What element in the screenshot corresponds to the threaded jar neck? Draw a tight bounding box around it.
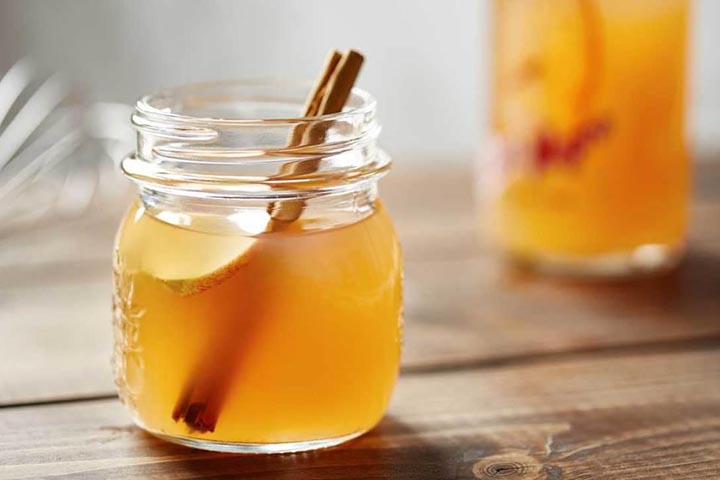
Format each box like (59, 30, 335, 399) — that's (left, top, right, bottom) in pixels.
(122, 81, 389, 199)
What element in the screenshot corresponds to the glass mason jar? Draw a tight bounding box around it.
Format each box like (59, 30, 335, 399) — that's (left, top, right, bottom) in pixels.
(112, 81, 402, 453)
(480, 0, 690, 276)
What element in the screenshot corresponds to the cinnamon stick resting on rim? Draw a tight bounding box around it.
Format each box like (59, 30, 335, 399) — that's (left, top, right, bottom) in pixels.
(268, 49, 364, 229)
(171, 49, 364, 433)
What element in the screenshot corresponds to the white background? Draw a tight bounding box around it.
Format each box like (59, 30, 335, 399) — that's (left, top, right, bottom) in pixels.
(0, 0, 718, 160)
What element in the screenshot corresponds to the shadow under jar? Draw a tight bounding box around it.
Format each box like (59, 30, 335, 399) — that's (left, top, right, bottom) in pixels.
(112, 81, 402, 453)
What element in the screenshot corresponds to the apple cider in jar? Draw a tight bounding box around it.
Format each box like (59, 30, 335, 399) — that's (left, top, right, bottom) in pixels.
(113, 77, 402, 453)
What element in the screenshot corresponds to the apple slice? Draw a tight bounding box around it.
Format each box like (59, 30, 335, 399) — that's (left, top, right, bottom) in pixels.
(119, 203, 258, 296)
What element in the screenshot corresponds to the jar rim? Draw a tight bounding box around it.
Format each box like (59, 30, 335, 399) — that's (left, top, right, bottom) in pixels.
(135, 79, 377, 127)
(125, 80, 389, 199)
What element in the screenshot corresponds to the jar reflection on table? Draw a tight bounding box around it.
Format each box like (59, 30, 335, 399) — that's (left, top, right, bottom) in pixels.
(112, 82, 402, 453)
(480, 0, 691, 276)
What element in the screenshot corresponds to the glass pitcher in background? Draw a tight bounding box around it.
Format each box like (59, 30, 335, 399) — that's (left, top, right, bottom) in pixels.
(481, 0, 691, 276)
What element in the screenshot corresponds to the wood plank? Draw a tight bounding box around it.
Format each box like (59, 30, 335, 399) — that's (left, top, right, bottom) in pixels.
(0, 214, 119, 286)
(1, 348, 719, 479)
(402, 242, 720, 370)
(0, 280, 115, 405)
(394, 158, 720, 369)
(1, 163, 720, 405)
(4, 235, 719, 405)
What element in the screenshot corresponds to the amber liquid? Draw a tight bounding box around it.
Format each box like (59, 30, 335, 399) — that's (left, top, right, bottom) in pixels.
(113, 201, 402, 445)
(488, 0, 689, 260)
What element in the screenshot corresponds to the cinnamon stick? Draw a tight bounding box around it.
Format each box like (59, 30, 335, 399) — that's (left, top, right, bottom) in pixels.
(289, 50, 343, 145)
(268, 49, 364, 229)
(171, 50, 364, 433)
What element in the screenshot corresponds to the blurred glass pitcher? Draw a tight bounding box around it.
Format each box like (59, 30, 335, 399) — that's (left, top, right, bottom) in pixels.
(479, 0, 691, 277)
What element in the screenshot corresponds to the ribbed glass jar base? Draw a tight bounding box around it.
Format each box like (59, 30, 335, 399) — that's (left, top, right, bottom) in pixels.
(506, 242, 685, 279)
(143, 425, 366, 454)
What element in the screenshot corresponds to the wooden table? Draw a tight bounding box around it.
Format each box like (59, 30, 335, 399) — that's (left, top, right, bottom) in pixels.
(2, 158, 720, 479)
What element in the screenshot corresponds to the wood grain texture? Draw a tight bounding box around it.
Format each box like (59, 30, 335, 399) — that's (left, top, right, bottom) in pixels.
(402, 243, 720, 370)
(2, 349, 720, 479)
(1, 162, 719, 404)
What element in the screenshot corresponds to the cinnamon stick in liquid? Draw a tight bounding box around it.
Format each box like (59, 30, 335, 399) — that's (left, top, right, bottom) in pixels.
(172, 50, 364, 433)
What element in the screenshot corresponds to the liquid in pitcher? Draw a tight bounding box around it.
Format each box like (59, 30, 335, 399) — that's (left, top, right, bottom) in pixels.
(485, 0, 689, 272)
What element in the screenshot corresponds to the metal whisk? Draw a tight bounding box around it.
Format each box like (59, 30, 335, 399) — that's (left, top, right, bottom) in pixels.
(0, 58, 134, 235)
